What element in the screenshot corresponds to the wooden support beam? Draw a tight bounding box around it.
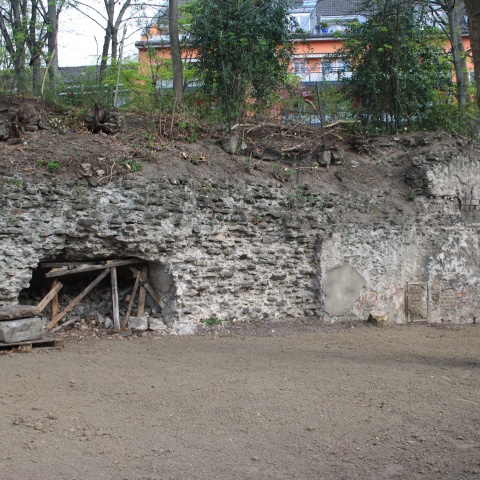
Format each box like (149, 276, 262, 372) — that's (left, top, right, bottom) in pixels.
(136, 265, 148, 317)
(46, 269, 109, 330)
(45, 259, 141, 278)
(130, 265, 164, 310)
(40, 262, 97, 268)
(143, 283, 164, 309)
(111, 267, 120, 332)
(50, 317, 77, 333)
(51, 284, 59, 322)
(137, 287, 146, 317)
(36, 281, 63, 313)
(123, 270, 141, 329)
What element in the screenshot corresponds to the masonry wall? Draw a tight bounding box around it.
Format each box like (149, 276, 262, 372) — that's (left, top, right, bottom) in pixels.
(1, 148, 479, 333)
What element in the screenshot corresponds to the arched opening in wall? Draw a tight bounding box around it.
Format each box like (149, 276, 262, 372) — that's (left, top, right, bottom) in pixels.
(18, 258, 175, 333)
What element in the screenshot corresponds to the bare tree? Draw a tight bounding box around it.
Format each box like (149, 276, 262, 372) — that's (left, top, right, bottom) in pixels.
(0, 0, 64, 93)
(73, 1, 160, 79)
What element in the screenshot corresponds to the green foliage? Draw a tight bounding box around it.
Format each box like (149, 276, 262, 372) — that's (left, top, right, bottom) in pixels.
(117, 159, 143, 172)
(186, 0, 299, 123)
(336, 0, 452, 132)
(179, 121, 198, 142)
(203, 316, 221, 326)
(281, 84, 354, 126)
(244, 157, 257, 173)
(47, 161, 59, 173)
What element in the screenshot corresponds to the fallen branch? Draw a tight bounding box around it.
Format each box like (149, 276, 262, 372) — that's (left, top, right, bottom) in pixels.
(324, 120, 354, 129)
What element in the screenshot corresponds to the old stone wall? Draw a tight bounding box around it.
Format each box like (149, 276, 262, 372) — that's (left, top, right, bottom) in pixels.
(1, 147, 479, 332)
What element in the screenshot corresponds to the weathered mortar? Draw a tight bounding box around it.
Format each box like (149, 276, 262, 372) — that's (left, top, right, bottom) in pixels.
(1, 147, 479, 332)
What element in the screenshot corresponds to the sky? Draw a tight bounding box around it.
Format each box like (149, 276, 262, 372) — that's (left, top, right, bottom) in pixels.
(56, 3, 149, 67)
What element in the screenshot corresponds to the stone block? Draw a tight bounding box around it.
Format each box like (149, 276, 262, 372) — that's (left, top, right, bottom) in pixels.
(128, 316, 148, 331)
(331, 148, 345, 165)
(104, 317, 113, 329)
(0, 305, 38, 321)
(317, 151, 331, 167)
(367, 311, 388, 328)
(222, 135, 247, 155)
(148, 318, 167, 332)
(0, 317, 44, 343)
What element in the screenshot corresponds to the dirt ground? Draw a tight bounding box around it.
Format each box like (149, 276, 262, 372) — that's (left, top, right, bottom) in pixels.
(1, 322, 479, 480)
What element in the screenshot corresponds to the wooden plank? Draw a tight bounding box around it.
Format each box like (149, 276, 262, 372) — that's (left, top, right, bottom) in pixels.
(105, 259, 140, 267)
(143, 283, 164, 309)
(51, 283, 59, 323)
(45, 259, 141, 278)
(111, 267, 120, 332)
(46, 269, 110, 329)
(123, 270, 141, 329)
(36, 281, 63, 313)
(0, 337, 63, 351)
(40, 262, 97, 268)
(136, 265, 148, 317)
(129, 266, 140, 277)
(51, 317, 76, 333)
(130, 266, 164, 309)
(137, 287, 146, 317)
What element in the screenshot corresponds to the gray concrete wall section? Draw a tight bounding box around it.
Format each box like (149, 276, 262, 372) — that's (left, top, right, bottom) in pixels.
(323, 265, 366, 316)
(1, 147, 479, 332)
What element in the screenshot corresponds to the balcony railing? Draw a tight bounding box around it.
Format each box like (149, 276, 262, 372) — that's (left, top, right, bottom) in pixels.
(293, 67, 352, 84)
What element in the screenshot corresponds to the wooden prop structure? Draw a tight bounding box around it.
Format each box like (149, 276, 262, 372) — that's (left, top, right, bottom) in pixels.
(35, 259, 162, 332)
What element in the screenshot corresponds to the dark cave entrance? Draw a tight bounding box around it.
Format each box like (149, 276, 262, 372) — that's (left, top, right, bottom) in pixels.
(19, 257, 174, 332)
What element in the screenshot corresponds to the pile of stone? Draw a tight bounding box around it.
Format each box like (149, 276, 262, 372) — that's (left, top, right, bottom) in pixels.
(48, 288, 168, 334)
(0, 305, 44, 344)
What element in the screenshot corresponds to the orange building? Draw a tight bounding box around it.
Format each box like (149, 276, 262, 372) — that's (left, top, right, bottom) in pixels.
(135, 0, 473, 88)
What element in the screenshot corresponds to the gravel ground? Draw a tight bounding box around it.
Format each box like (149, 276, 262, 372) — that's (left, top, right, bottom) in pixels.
(1, 323, 479, 480)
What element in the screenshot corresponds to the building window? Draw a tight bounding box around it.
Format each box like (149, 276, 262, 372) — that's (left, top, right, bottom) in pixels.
(294, 61, 307, 75)
(322, 61, 334, 75)
(291, 14, 310, 33)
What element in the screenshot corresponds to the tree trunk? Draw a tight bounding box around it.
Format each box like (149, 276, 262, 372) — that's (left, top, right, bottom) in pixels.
(111, 26, 118, 62)
(100, 24, 111, 80)
(32, 54, 42, 95)
(465, 0, 480, 109)
(100, 0, 115, 80)
(47, 1, 59, 84)
(15, 51, 27, 93)
(446, 0, 468, 107)
(169, 0, 183, 102)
